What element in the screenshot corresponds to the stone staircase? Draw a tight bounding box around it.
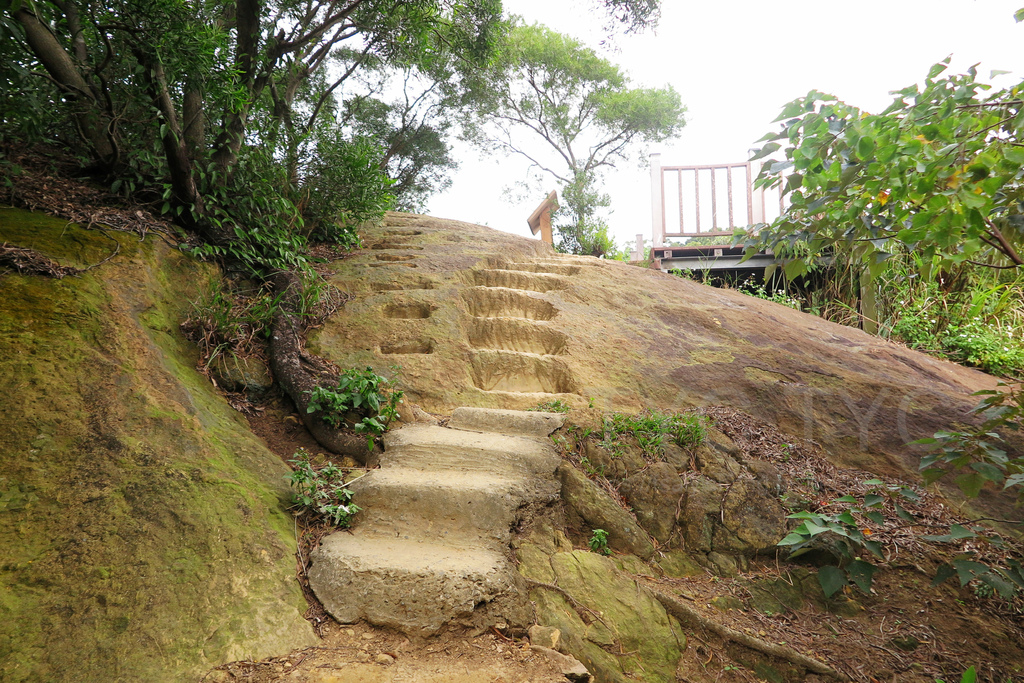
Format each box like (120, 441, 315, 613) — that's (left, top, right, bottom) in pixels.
(308, 407, 565, 637)
(464, 260, 584, 397)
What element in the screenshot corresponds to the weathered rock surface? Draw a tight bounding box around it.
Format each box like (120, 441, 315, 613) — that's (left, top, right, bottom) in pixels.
(583, 440, 645, 480)
(309, 413, 561, 637)
(450, 406, 565, 437)
(558, 463, 655, 560)
(313, 212, 1010, 496)
(680, 475, 788, 557)
(517, 524, 687, 683)
(0, 209, 315, 682)
(531, 646, 593, 682)
(618, 462, 683, 544)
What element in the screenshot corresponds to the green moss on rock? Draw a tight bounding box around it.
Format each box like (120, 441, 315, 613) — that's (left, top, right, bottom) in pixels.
(0, 209, 315, 682)
(520, 529, 685, 683)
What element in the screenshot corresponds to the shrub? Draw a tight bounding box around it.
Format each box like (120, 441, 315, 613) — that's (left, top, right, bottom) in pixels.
(588, 529, 611, 555)
(301, 133, 394, 245)
(285, 449, 361, 527)
(306, 367, 403, 450)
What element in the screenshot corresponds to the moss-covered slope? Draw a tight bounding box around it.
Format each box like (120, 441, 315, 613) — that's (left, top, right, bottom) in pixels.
(0, 208, 315, 682)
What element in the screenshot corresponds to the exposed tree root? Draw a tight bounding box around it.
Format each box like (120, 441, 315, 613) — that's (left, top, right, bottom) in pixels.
(268, 270, 382, 463)
(522, 577, 612, 630)
(646, 586, 849, 681)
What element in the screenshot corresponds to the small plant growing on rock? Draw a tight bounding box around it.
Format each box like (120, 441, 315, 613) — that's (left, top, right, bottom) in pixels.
(529, 399, 571, 413)
(588, 528, 611, 555)
(306, 366, 403, 450)
(602, 410, 706, 460)
(285, 449, 361, 527)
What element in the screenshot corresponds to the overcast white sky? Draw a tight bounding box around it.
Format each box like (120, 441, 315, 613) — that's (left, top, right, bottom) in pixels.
(425, 0, 1024, 249)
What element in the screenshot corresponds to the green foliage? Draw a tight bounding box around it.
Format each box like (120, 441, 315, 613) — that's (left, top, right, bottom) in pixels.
(602, 410, 705, 459)
(554, 171, 616, 257)
(529, 399, 571, 413)
(306, 367, 403, 450)
(916, 384, 1024, 499)
(737, 278, 802, 310)
(285, 449, 361, 527)
(341, 90, 458, 212)
(935, 666, 978, 683)
(747, 59, 1024, 282)
(778, 481, 921, 596)
(872, 257, 1024, 377)
(683, 234, 735, 246)
(463, 22, 684, 256)
(301, 133, 395, 244)
(588, 528, 611, 555)
(189, 150, 312, 278)
(181, 283, 278, 367)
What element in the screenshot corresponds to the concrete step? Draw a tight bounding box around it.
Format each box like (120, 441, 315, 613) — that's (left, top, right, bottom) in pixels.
(449, 406, 565, 438)
(308, 533, 524, 637)
(381, 424, 560, 477)
(351, 467, 557, 546)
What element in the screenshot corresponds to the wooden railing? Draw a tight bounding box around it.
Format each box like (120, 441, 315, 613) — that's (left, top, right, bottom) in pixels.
(648, 153, 786, 247)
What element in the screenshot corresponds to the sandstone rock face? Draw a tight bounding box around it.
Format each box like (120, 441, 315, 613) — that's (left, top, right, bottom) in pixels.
(618, 462, 683, 544)
(314, 212, 1006, 491)
(208, 353, 274, 394)
(517, 524, 686, 683)
(583, 440, 646, 480)
(680, 476, 787, 557)
(558, 463, 655, 560)
(0, 210, 315, 682)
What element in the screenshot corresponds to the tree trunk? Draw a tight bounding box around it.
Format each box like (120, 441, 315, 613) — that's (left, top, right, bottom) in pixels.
(268, 271, 382, 463)
(14, 7, 117, 169)
(212, 0, 261, 179)
(183, 86, 205, 160)
(131, 48, 213, 236)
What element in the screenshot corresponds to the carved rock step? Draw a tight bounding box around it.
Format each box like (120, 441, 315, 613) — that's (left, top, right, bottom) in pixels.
(308, 534, 521, 637)
(310, 411, 562, 637)
(351, 467, 557, 546)
(381, 424, 560, 477)
(450, 406, 565, 438)
(472, 269, 568, 292)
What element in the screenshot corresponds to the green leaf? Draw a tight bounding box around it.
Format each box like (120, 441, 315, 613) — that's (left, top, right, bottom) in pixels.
(923, 524, 978, 543)
(750, 143, 781, 161)
(932, 563, 957, 587)
(955, 471, 986, 498)
(788, 512, 825, 525)
(954, 560, 993, 586)
(778, 532, 808, 546)
(865, 510, 885, 525)
(979, 572, 1015, 599)
(818, 565, 847, 598)
(846, 559, 877, 593)
(837, 511, 857, 526)
(864, 494, 884, 508)
(1016, 8, 1024, 22)
(971, 461, 1004, 482)
(894, 504, 916, 522)
(960, 666, 977, 683)
(1003, 472, 1024, 489)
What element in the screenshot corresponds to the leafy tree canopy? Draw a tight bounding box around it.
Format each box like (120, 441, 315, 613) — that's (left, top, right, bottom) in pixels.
(747, 58, 1024, 281)
(463, 22, 684, 255)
